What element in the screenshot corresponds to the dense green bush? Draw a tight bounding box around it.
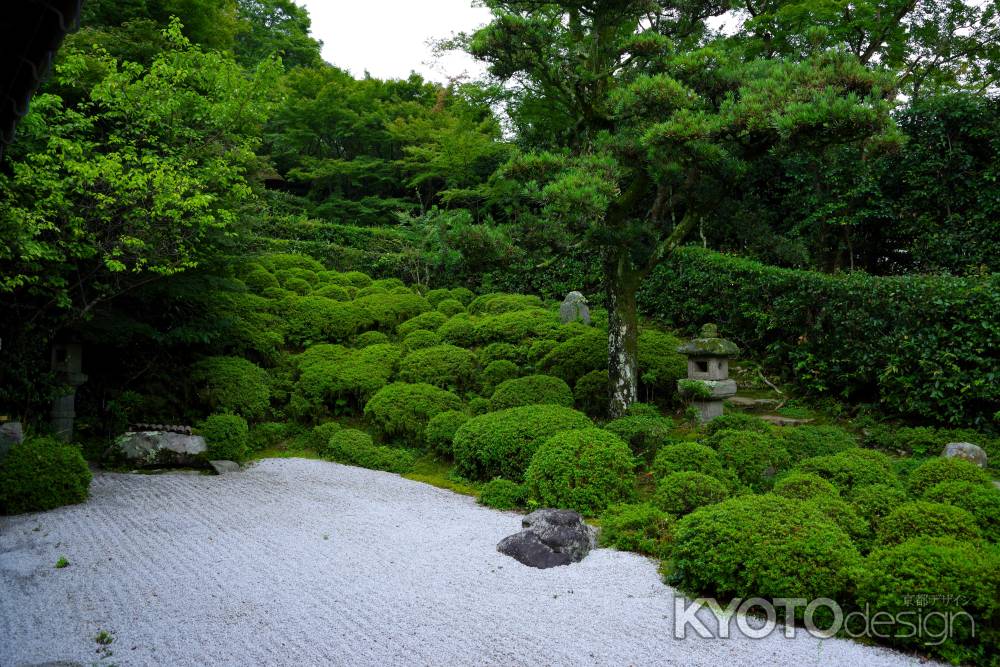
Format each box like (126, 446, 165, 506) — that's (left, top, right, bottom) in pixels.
(715, 431, 790, 491)
(259, 253, 324, 274)
(478, 479, 527, 510)
(436, 298, 466, 316)
(794, 448, 897, 493)
(469, 293, 543, 315)
(847, 483, 909, 530)
(478, 342, 525, 366)
(424, 410, 470, 457)
(878, 501, 982, 546)
(437, 315, 477, 347)
(540, 329, 606, 385)
(283, 296, 372, 345)
(638, 246, 999, 427)
(354, 330, 390, 348)
(527, 338, 559, 364)
(249, 422, 289, 452)
(667, 495, 860, 610)
(401, 329, 442, 353)
(341, 270, 373, 288)
(290, 344, 400, 418)
(450, 287, 475, 305)
(364, 382, 463, 445)
(291, 421, 341, 451)
(191, 356, 271, 420)
(604, 415, 675, 462)
(703, 413, 771, 436)
(924, 480, 1000, 543)
(474, 308, 561, 344)
(283, 277, 312, 295)
(802, 494, 872, 548)
(490, 374, 574, 411)
(453, 405, 593, 481)
(198, 413, 251, 463)
(468, 396, 491, 415)
(906, 457, 992, 496)
(0, 437, 92, 515)
(855, 538, 1000, 665)
(651, 442, 725, 481)
(599, 502, 674, 558)
(355, 293, 431, 331)
(773, 472, 839, 500)
(625, 403, 662, 418)
(525, 428, 636, 515)
(398, 344, 478, 391)
(573, 370, 609, 418)
(321, 428, 416, 473)
(654, 472, 729, 516)
(397, 310, 449, 337)
(776, 425, 858, 462)
(480, 360, 520, 395)
(244, 269, 279, 293)
(864, 424, 997, 462)
(637, 329, 687, 402)
(425, 288, 452, 306)
(312, 284, 350, 301)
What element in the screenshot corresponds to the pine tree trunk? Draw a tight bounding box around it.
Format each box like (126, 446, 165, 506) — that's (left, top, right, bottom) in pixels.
(605, 252, 640, 419)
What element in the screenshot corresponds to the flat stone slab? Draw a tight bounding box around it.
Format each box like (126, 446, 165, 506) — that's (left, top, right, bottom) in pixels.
(760, 415, 814, 427)
(727, 396, 781, 409)
(209, 460, 241, 475)
(111, 431, 207, 467)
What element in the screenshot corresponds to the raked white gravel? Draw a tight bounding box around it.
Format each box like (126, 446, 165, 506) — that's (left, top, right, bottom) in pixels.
(1, 458, 931, 666)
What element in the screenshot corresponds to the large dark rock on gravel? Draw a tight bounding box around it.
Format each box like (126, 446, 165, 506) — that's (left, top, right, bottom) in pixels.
(497, 508, 597, 569)
(110, 431, 207, 467)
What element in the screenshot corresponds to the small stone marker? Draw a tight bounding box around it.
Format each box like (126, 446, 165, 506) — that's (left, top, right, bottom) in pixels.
(559, 291, 591, 325)
(942, 442, 988, 468)
(497, 508, 597, 569)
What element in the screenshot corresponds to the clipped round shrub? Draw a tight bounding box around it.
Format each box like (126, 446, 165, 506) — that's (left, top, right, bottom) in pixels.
(401, 329, 442, 353)
(291, 421, 341, 451)
(364, 382, 462, 444)
(715, 431, 790, 491)
(321, 428, 416, 474)
(848, 483, 909, 530)
(283, 296, 372, 345)
(474, 308, 561, 344)
(374, 277, 406, 290)
(480, 360, 520, 395)
(275, 267, 319, 287)
(526, 338, 559, 364)
(855, 538, 1000, 665)
(243, 269, 279, 293)
(651, 442, 724, 480)
(906, 456, 992, 496)
(477, 342, 524, 366)
(283, 277, 312, 295)
(540, 330, 606, 385)
(436, 298, 466, 316)
(355, 293, 431, 331)
(525, 428, 635, 515)
(424, 410, 470, 457)
(397, 310, 449, 337)
(341, 271, 372, 287)
(450, 286, 475, 305)
(777, 425, 858, 462)
(773, 472, 839, 500)
(703, 413, 770, 437)
(259, 253, 324, 274)
(654, 471, 728, 516)
(604, 415, 675, 462)
(793, 448, 897, 493)
(354, 285, 387, 298)
(625, 402, 661, 418)
(478, 479, 526, 510)
(878, 500, 982, 546)
(261, 286, 291, 301)
(0, 437, 92, 515)
(637, 329, 687, 400)
(424, 288, 452, 307)
(924, 480, 1000, 543)
(191, 356, 271, 420)
(354, 330, 390, 348)
(599, 502, 673, 557)
(573, 370, 609, 418)
(802, 494, 872, 547)
(290, 344, 400, 418)
(312, 284, 349, 301)
(453, 405, 593, 481)
(667, 495, 860, 609)
(198, 413, 251, 463)
(469, 293, 542, 315)
(399, 344, 478, 391)
(438, 315, 476, 347)
(490, 374, 573, 411)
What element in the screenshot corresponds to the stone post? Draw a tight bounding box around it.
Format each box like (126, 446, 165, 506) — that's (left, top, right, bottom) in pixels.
(50, 343, 87, 442)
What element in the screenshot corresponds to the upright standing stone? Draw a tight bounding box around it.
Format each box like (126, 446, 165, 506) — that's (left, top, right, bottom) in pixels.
(559, 291, 591, 325)
(942, 442, 988, 468)
(0, 420, 24, 463)
(50, 343, 88, 442)
(676, 323, 739, 423)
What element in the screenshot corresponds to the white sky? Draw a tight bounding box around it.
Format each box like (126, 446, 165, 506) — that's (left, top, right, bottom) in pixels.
(298, 0, 493, 82)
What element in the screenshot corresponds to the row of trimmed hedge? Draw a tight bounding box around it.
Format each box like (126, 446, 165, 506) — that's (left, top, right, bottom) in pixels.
(637, 247, 1000, 428)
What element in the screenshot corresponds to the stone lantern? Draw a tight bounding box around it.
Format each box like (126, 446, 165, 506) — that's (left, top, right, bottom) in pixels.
(50, 342, 87, 441)
(676, 323, 739, 423)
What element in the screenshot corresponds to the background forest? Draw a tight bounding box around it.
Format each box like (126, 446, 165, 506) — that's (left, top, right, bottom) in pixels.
(1, 0, 998, 432)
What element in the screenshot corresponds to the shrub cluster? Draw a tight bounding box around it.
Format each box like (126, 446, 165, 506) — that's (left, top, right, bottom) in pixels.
(322, 429, 415, 473)
(598, 503, 673, 558)
(653, 472, 729, 516)
(604, 415, 675, 462)
(478, 479, 527, 510)
(424, 410, 469, 457)
(198, 413, 251, 463)
(489, 374, 573, 411)
(0, 437, 92, 515)
(877, 500, 982, 546)
(398, 344, 478, 391)
(905, 456, 992, 496)
(713, 431, 790, 491)
(364, 382, 462, 445)
(191, 356, 271, 420)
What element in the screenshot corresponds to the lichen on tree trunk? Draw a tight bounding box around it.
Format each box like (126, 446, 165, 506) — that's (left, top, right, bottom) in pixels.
(604, 250, 640, 419)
